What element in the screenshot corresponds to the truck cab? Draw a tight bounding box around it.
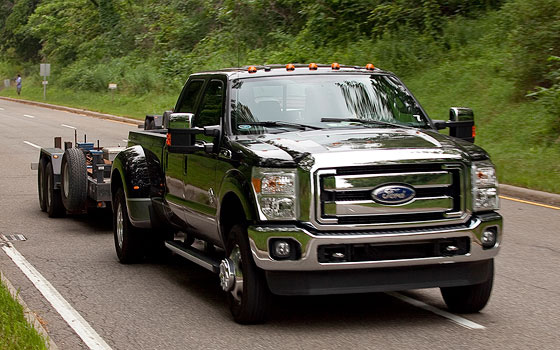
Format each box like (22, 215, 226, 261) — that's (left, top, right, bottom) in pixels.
(111, 64, 502, 324)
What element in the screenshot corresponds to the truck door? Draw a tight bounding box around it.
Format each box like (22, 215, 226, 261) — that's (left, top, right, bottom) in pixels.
(184, 78, 225, 244)
(164, 79, 205, 226)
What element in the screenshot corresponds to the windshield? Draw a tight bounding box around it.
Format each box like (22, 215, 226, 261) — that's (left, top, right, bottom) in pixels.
(230, 74, 429, 134)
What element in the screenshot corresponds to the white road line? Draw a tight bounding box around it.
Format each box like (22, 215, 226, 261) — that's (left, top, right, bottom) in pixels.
(0, 107, 5, 110)
(61, 124, 76, 129)
(386, 292, 486, 330)
(24, 141, 42, 149)
(1, 244, 113, 350)
(23, 114, 36, 119)
(122, 139, 128, 142)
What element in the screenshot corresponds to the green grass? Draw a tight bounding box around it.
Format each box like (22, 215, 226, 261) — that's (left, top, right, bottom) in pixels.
(404, 51, 560, 194)
(0, 77, 178, 121)
(0, 279, 49, 350)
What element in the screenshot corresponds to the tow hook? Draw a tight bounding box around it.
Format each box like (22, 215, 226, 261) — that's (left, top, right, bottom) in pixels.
(219, 258, 236, 292)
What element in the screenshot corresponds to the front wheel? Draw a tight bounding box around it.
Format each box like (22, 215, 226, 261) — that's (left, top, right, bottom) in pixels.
(224, 224, 270, 324)
(440, 259, 494, 313)
(113, 187, 145, 263)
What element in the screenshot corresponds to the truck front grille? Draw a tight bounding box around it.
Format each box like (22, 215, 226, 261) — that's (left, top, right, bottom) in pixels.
(315, 163, 465, 227)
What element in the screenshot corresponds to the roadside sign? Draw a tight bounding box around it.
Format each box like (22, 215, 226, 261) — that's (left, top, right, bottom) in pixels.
(108, 83, 117, 90)
(42, 81, 48, 85)
(3, 79, 9, 88)
(40, 63, 51, 77)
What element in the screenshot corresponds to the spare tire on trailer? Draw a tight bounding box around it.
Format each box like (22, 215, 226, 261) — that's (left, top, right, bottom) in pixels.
(61, 148, 88, 213)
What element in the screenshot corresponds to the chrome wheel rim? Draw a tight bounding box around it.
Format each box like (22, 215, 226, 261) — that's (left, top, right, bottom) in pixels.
(116, 202, 124, 249)
(63, 163, 69, 198)
(229, 245, 243, 304)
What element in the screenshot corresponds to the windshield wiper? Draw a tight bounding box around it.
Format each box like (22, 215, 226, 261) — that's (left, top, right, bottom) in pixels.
(238, 121, 323, 130)
(321, 117, 404, 128)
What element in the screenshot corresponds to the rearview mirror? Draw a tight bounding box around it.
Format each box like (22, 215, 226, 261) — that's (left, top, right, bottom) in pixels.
(433, 107, 475, 143)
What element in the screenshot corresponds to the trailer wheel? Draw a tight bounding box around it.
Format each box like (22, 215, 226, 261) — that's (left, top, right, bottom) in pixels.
(45, 162, 64, 217)
(61, 148, 87, 213)
(113, 187, 145, 263)
(225, 224, 270, 324)
(38, 160, 47, 212)
(440, 259, 494, 313)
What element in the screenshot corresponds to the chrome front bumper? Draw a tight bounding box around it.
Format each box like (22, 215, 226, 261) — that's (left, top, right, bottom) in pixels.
(248, 212, 502, 271)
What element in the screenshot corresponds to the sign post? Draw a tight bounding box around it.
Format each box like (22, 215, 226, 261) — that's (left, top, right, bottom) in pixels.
(40, 64, 51, 100)
(108, 83, 117, 102)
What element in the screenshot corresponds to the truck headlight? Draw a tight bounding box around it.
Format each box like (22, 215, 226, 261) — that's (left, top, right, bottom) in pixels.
(472, 160, 499, 212)
(252, 168, 297, 220)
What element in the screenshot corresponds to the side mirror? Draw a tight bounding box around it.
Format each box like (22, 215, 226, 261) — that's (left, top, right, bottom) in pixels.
(433, 107, 475, 143)
(167, 113, 221, 153)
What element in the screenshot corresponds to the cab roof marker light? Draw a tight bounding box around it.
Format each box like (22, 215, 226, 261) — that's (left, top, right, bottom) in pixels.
(309, 63, 318, 70)
(366, 63, 375, 71)
(248, 66, 257, 73)
(286, 64, 295, 71)
(331, 62, 340, 70)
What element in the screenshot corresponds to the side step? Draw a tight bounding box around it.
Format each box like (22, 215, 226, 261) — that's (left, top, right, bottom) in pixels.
(164, 240, 220, 274)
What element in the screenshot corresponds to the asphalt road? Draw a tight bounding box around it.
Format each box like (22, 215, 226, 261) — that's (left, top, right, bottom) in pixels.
(1, 99, 559, 350)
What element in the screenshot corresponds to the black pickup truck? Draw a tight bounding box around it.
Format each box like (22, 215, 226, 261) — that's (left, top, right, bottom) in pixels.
(110, 63, 502, 324)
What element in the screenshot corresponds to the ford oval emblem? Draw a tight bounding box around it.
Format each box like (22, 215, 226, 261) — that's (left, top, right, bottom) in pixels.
(371, 184, 416, 205)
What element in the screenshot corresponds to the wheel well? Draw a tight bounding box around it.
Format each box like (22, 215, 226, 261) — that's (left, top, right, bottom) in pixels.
(111, 171, 123, 201)
(220, 193, 247, 243)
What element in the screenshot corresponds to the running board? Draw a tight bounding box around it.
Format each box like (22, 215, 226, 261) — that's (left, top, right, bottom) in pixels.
(164, 240, 220, 274)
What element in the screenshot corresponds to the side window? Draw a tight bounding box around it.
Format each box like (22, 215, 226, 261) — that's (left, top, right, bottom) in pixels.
(195, 80, 224, 127)
(177, 80, 204, 113)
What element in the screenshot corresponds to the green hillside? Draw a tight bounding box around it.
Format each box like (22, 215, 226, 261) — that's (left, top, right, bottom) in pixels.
(1, 0, 559, 192)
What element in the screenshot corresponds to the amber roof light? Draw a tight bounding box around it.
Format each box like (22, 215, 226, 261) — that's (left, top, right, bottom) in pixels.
(248, 66, 257, 73)
(365, 63, 375, 71)
(331, 62, 340, 70)
(309, 63, 318, 70)
(286, 63, 295, 71)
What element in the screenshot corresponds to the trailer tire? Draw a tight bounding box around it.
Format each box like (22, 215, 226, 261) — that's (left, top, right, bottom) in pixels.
(38, 160, 47, 212)
(45, 162, 64, 217)
(61, 148, 87, 213)
(113, 187, 145, 263)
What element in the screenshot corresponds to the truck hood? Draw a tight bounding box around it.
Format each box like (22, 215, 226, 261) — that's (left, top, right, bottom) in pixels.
(235, 128, 489, 168)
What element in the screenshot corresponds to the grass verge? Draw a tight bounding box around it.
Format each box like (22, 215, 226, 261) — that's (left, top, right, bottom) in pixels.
(0, 277, 49, 350)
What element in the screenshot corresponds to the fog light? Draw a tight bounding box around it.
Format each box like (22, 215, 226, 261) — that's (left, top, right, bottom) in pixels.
(481, 228, 497, 249)
(274, 241, 291, 257)
(269, 239, 301, 260)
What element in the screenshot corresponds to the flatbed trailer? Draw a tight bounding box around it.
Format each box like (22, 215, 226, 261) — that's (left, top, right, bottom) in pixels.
(33, 133, 125, 217)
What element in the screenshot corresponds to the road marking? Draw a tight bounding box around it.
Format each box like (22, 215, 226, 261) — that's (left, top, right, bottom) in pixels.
(499, 195, 560, 210)
(122, 139, 128, 142)
(1, 243, 113, 350)
(61, 124, 76, 129)
(24, 141, 42, 149)
(23, 114, 36, 119)
(0, 107, 5, 110)
(386, 292, 486, 330)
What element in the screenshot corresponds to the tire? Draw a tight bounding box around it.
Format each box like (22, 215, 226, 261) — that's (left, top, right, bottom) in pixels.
(61, 148, 87, 213)
(226, 224, 270, 324)
(38, 160, 47, 212)
(113, 187, 145, 263)
(45, 162, 65, 218)
(440, 259, 494, 313)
